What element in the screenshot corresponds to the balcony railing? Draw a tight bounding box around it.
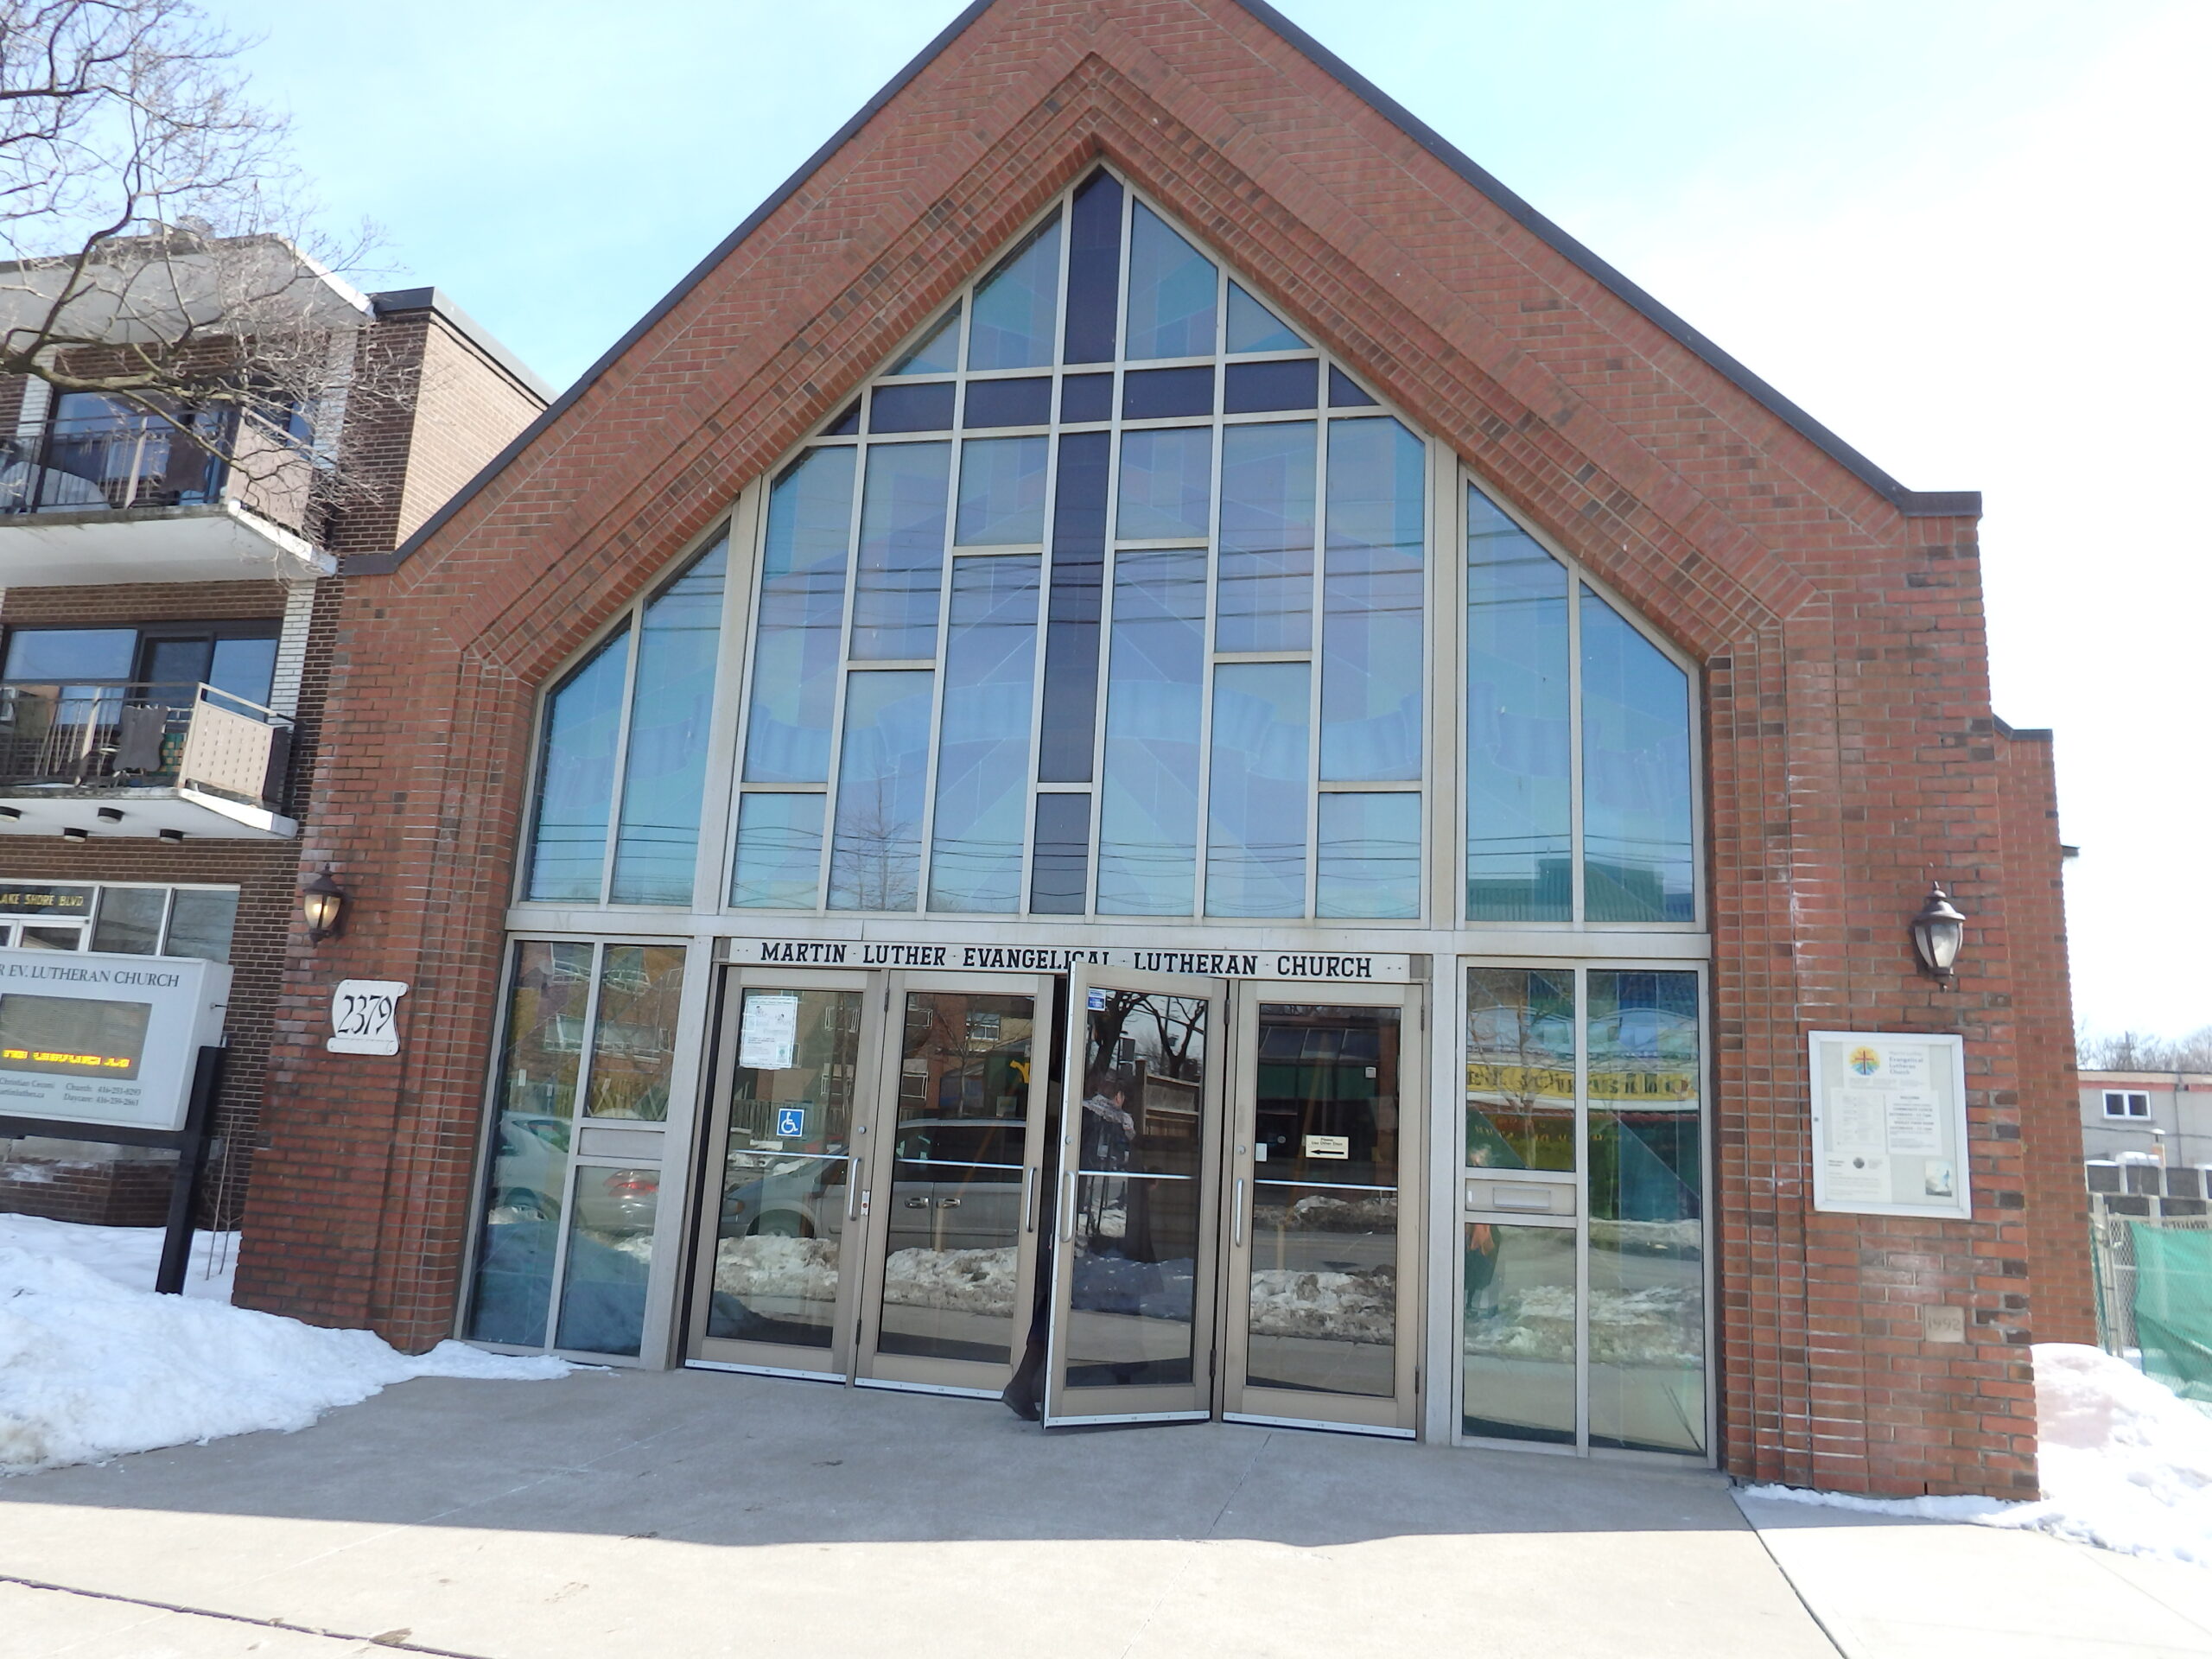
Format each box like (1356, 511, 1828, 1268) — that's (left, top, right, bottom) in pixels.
(0, 681, 292, 810)
(0, 422, 232, 516)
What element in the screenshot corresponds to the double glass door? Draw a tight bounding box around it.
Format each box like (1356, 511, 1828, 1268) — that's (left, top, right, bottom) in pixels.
(1042, 966, 1422, 1435)
(687, 968, 1054, 1395)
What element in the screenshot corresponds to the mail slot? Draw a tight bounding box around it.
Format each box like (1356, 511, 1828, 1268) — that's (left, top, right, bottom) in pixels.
(1465, 1177, 1574, 1217)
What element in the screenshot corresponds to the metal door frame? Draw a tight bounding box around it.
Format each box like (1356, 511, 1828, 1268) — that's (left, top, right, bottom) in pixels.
(852, 970, 1056, 1397)
(1041, 961, 1228, 1427)
(1220, 978, 1425, 1436)
(685, 963, 882, 1379)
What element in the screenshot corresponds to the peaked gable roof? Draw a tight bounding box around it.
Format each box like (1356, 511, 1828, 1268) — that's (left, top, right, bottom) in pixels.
(355, 0, 1975, 586)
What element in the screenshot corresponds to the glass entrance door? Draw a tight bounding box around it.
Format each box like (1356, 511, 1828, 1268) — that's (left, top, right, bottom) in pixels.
(1043, 969, 1422, 1433)
(1043, 963, 1225, 1426)
(852, 975, 1053, 1394)
(687, 967, 1054, 1394)
(1221, 987, 1421, 1434)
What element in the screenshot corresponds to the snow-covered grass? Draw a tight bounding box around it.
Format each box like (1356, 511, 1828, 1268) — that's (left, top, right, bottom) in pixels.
(1744, 1343, 2212, 1569)
(0, 1215, 571, 1476)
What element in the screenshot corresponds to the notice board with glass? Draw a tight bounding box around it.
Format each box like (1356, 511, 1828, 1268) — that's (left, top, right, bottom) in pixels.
(0, 947, 230, 1131)
(1807, 1030, 1970, 1221)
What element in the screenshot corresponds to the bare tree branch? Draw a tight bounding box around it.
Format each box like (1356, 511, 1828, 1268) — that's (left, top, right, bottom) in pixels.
(0, 0, 406, 524)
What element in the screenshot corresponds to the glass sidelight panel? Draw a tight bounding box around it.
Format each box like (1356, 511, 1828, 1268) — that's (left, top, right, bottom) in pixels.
(1465, 967, 1575, 1172)
(582, 945, 685, 1120)
(704, 988, 862, 1351)
(1063, 990, 1209, 1389)
(875, 991, 1038, 1363)
(1586, 969, 1705, 1454)
(468, 941, 594, 1346)
(555, 1167, 658, 1356)
(1244, 1003, 1402, 1399)
(1461, 1223, 1576, 1444)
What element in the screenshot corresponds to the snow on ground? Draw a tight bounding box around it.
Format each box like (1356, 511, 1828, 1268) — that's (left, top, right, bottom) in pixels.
(0, 1217, 570, 1476)
(1744, 1344, 2212, 1569)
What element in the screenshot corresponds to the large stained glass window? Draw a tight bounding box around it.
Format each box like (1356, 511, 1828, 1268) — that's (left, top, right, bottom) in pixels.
(727, 169, 1427, 919)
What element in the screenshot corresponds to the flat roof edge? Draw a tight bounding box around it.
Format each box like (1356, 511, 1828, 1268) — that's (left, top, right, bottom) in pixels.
(370, 287, 555, 404)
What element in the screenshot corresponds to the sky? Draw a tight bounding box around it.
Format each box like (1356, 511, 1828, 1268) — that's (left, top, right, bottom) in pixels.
(208, 0, 2209, 1040)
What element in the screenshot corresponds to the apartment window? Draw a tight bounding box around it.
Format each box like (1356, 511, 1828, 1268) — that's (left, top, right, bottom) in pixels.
(0, 882, 239, 961)
(2103, 1090, 2151, 1119)
(2, 621, 281, 709)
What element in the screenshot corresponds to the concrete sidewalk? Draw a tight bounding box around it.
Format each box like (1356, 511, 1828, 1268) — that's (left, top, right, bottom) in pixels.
(0, 1366, 2198, 1658)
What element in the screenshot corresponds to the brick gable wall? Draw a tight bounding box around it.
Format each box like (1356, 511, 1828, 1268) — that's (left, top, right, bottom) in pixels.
(234, 0, 2085, 1498)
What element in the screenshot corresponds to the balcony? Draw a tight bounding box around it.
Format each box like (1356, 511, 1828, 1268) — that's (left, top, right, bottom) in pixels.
(0, 681, 296, 839)
(0, 415, 330, 587)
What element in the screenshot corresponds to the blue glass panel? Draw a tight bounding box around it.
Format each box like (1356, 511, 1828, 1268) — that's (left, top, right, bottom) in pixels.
(1125, 203, 1217, 360)
(870, 381, 957, 433)
(1317, 792, 1421, 918)
(609, 539, 727, 905)
(1205, 661, 1309, 918)
(1030, 792, 1090, 914)
(1224, 359, 1318, 415)
(743, 448, 855, 782)
(1096, 550, 1205, 914)
(1328, 366, 1377, 408)
(968, 214, 1062, 372)
(1217, 421, 1315, 652)
(1064, 171, 1123, 364)
(851, 442, 950, 660)
(1580, 588, 1695, 922)
(525, 624, 630, 901)
(1122, 365, 1213, 419)
(891, 309, 961, 375)
(823, 400, 861, 435)
(1116, 426, 1212, 539)
(1466, 485, 1571, 921)
(1586, 969, 1704, 1453)
(929, 556, 1040, 912)
(828, 670, 933, 911)
(1321, 417, 1425, 780)
(1039, 431, 1108, 782)
(1226, 283, 1306, 353)
(1, 628, 137, 680)
(963, 377, 1052, 429)
(1058, 373, 1112, 423)
(467, 940, 590, 1347)
(955, 435, 1049, 545)
(730, 792, 825, 907)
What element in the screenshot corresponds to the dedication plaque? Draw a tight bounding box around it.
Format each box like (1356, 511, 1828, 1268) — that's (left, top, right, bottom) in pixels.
(1807, 1030, 1971, 1220)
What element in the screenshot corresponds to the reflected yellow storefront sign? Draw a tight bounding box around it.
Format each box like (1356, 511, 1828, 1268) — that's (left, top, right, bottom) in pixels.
(1466, 1062, 1697, 1102)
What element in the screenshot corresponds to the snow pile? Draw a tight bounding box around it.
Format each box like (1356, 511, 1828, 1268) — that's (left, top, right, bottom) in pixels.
(0, 1212, 238, 1300)
(0, 1231, 570, 1476)
(1249, 1266, 1395, 1341)
(1745, 1344, 2212, 1568)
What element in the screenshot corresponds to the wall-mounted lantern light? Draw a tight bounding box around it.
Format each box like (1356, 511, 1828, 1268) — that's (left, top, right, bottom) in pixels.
(302, 870, 347, 944)
(1910, 881, 1966, 988)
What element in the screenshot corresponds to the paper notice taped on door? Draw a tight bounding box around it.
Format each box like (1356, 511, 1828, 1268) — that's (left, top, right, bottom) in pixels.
(741, 992, 799, 1071)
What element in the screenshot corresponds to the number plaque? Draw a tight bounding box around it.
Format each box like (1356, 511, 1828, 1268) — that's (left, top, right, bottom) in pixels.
(329, 980, 409, 1056)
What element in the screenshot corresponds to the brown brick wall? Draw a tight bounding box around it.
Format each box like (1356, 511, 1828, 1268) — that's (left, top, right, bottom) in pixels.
(1999, 725, 2094, 1349)
(0, 579, 288, 626)
(234, 0, 2082, 1498)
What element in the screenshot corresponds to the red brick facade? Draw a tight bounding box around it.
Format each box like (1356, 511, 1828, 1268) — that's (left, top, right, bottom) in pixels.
(234, 0, 2086, 1497)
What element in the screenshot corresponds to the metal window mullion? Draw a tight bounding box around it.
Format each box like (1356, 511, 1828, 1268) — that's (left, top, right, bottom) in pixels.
(1567, 570, 1586, 925)
(1196, 414, 1228, 921)
(1017, 425, 1065, 918)
(1307, 405, 1332, 913)
(599, 605, 646, 906)
(914, 437, 960, 915)
(1084, 377, 1130, 917)
(540, 940, 608, 1346)
(1574, 963, 1592, 1454)
(819, 442, 872, 912)
(691, 500, 755, 914)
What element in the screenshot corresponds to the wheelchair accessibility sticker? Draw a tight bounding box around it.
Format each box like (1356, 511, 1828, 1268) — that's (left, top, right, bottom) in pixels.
(774, 1106, 807, 1138)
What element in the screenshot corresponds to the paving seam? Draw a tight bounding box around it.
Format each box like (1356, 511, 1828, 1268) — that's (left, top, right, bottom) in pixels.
(1113, 1427, 1276, 1659)
(2069, 1538, 2212, 1639)
(1726, 1491, 1853, 1659)
(0, 1572, 490, 1658)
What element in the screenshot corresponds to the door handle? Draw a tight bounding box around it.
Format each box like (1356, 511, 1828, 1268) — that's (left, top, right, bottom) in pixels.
(938, 1198, 961, 1209)
(848, 1164, 864, 1220)
(1022, 1167, 1038, 1233)
(1233, 1177, 1245, 1248)
(904, 1196, 930, 1209)
(1060, 1170, 1076, 1241)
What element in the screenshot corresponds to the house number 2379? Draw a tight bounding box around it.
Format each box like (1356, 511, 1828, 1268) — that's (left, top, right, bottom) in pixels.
(328, 980, 410, 1055)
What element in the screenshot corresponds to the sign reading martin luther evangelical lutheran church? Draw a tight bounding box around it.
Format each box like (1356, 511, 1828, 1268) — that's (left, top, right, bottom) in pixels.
(1808, 1030, 1972, 1221)
(0, 947, 230, 1133)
